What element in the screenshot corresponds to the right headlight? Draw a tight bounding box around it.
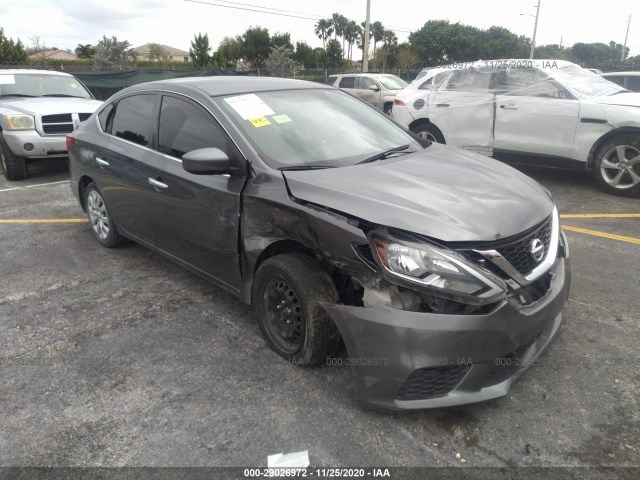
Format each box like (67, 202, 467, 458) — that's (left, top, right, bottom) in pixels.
(5, 114, 35, 131)
(371, 233, 506, 304)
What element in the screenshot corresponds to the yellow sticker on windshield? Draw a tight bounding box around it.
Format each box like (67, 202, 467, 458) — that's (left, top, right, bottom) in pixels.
(249, 116, 271, 128)
(70, 83, 78, 88)
(272, 114, 292, 124)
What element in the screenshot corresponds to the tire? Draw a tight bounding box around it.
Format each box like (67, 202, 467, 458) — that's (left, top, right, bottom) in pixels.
(252, 253, 341, 366)
(592, 134, 640, 197)
(383, 103, 393, 115)
(83, 183, 127, 248)
(412, 123, 445, 144)
(0, 135, 28, 181)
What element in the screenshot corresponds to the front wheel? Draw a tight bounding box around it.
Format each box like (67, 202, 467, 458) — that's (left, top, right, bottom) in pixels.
(252, 254, 341, 366)
(412, 123, 445, 144)
(0, 136, 28, 181)
(593, 135, 640, 197)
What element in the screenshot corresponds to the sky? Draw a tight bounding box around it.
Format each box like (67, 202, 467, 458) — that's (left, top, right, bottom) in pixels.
(1, 0, 638, 56)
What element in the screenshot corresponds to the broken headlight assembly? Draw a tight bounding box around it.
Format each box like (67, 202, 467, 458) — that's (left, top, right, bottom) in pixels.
(371, 233, 507, 305)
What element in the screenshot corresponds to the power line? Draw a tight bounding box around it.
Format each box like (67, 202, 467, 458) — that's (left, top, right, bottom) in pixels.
(183, 0, 414, 35)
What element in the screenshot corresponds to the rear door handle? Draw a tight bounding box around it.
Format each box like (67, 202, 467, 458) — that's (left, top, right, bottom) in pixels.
(436, 103, 450, 107)
(96, 157, 109, 167)
(148, 178, 168, 189)
(500, 104, 518, 110)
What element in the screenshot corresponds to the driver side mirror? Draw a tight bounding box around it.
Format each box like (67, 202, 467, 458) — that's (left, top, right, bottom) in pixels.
(182, 148, 230, 175)
(369, 84, 380, 91)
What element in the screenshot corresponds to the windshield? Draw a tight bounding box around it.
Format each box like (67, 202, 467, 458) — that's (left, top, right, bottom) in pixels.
(547, 65, 627, 97)
(216, 89, 421, 169)
(377, 75, 408, 90)
(0, 73, 92, 98)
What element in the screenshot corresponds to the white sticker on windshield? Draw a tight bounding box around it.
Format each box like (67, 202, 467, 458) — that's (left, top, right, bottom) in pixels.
(0, 74, 16, 85)
(224, 93, 275, 120)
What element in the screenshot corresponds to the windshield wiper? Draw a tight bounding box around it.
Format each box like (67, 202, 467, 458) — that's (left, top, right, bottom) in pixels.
(356, 144, 412, 165)
(279, 165, 337, 171)
(41, 94, 85, 98)
(0, 94, 36, 98)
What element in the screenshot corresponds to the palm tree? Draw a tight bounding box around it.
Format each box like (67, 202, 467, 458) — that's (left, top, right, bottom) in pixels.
(344, 21, 361, 61)
(371, 21, 385, 60)
(75, 43, 95, 58)
(381, 30, 398, 70)
(357, 22, 373, 64)
(331, 13, 349, 54)
(314, 19, 334, 50)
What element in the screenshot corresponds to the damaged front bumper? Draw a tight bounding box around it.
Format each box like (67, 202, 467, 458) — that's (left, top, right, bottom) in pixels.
(323, 257, 571, 411)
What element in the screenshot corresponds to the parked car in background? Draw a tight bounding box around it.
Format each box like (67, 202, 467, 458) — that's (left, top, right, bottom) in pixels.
(0, 70, 102, 180)
(327, 73, 408, 114)
(392, 60, 640, 197)
(601, 71, 640, 92)
(67, 76, 570, 411)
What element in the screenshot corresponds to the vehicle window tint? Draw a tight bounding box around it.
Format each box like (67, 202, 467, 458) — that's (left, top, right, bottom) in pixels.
(326, 76, 337, 85)
(444, 69, 492, 91)
(357, 77, 376, 89)
(98, 103, 114, 132)
(339, 76, 356, 89)
(111, 94, 155, 146)
(158, 95, 229, 159)
(627, 76, 640, 91)
(506, 70, 571, 99)
(604, 75, 624, 87)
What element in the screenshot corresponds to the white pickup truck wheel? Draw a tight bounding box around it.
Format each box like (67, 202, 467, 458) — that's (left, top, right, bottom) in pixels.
(0, 136, 28, 181)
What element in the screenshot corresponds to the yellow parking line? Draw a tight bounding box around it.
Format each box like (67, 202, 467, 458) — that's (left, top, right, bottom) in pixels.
(562, 225, 640, 245)
(561, 214, 640, 218)
(0, 219, 88, 224)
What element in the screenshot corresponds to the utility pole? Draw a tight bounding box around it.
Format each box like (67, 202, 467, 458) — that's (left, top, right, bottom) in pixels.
(530, 0, 541, 59)
(621, 14, 631, 63)
(559, 36, 563, 49)
(362, 0, 371, 72)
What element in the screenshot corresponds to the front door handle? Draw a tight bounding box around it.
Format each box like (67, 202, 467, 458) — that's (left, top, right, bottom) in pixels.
(500, 104, 518, 110)
(148, 178, 168, 189)
(96, 157, 109, 167)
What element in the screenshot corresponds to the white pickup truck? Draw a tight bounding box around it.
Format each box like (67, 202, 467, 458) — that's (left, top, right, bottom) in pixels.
(0, 69, 102, 180)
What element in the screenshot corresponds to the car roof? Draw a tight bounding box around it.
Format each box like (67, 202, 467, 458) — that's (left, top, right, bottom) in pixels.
(126, 76, 331, 97)
(333, 72, 397, 77)
(602, 71, 640, 77)
(0, 69, 73, 77)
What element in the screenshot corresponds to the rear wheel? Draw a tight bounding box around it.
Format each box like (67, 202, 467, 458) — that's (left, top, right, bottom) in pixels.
(383, 103, 393, 115)
(412, 123, 445, 144)
(83, 183, 127, 247)
(252, 254, 341, 366)
(0, 135, 28, 181)
(593, 135, 640, 197)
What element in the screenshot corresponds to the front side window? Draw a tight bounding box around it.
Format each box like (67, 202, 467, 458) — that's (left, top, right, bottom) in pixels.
(377, 75, 408, 90)
(98, 103, 114, 132)
(158, 95, 229, 159)
(357, 76, 377, 90)
(339, 76, 356, 89)
(217, 89, 421, 169)
(110, 94, 155, 146)
(505, 69, 572, 99)
(444, 69, 493, 92)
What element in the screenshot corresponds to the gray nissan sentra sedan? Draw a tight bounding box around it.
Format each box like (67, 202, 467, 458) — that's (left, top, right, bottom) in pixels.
(67, 77, 571, 411)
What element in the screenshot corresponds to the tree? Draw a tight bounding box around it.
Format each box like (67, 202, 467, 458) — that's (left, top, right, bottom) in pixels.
(478, 27, 528, 60)
(265, 45, 295, 77)
(218, 36, 244, 68)
(190, 33, 211, 67)
(370, 21, 385, 59)
(294, 41, 315, 68)
(380, 30, 398, 70)
(343, 21, 361, 61)
(314, 19, 333, 50)
(395, 43, 420, 70)
(271, 32, 293, 51)
(75, 43, 95, 58)
(148, 43, 170, 63)
(325, 39, 343, 68)
(0, 28, 28, 63)
(94, 35, 134, 68)
(331, 13, 349, 53)
(243, 26, 270, 68)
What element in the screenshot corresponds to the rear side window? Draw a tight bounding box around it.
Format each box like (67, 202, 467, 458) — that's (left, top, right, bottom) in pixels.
(326, 76, 337, 85)
(158, 95, 230, 159)
(98, 103, 114, 132)
(339, 76, 356, 89)
(111, 94, 155, 146)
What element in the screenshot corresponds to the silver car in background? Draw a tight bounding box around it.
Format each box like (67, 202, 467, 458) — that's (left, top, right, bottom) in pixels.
(327, 73, 408, 114)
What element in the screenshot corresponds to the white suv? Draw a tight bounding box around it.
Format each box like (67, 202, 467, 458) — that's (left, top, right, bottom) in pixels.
(392, 60, 640, 197)
(0, 70, 102, 180)
(327, 73, 408, 114)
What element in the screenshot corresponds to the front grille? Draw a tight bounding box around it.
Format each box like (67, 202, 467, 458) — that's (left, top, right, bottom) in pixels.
(78, 113, 92, 121)
(455, 215, 553, 278)
(42, 113, 72, 123)
(42, 124, 74, 134)
(396, 364, 470, 401)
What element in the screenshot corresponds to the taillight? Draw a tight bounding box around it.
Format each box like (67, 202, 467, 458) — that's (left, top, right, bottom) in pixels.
(66, 134, 75, 152)
(393, 99, 406, 106)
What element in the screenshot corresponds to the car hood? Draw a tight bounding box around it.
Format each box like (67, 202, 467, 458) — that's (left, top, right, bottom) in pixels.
(594, 92, 640, 107)
(0, 97, 103, 116)
(283, 144, 553, 242)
